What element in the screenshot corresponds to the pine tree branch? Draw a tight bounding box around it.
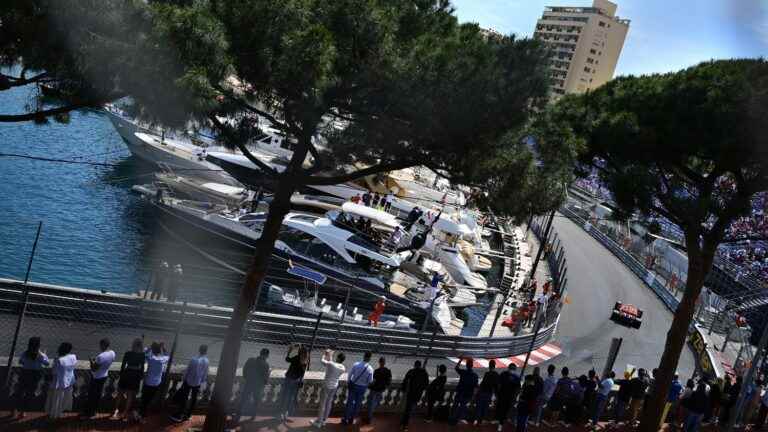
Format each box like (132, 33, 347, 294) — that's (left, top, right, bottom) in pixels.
(303, 160, 414, 186)
(0, 94, 122, 122)
(207, 114, 279, 177)
(212, 83, 293, 135)
(0, 72, 49, 88)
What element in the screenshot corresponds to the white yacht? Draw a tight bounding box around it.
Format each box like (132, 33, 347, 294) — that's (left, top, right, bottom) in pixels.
(105, 105, 294, 185)
(142, 194, 462, 332)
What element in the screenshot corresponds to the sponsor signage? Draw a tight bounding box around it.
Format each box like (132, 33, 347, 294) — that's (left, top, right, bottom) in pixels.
(689, 329, 716, 378)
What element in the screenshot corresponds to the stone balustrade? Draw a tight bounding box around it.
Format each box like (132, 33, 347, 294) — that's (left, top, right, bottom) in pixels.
(0, 365, 466, 415)
(0, 365, 631, 422)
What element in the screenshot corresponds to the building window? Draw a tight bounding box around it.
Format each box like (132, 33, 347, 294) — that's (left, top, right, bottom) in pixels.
(598, 21, 606, 27)
(590, 49, 596, 54)
(584, 66, 591, 73)
(586, 57, 594, 64)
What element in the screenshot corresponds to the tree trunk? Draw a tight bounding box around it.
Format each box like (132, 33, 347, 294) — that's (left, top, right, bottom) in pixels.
(202, 182, 294, 432)
(638, 243, 714, 432)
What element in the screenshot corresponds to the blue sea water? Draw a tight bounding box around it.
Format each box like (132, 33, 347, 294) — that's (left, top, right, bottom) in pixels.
(0, 81, 158, 293)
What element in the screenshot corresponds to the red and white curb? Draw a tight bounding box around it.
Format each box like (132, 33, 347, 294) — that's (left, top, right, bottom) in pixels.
(448, 343, 562, 369)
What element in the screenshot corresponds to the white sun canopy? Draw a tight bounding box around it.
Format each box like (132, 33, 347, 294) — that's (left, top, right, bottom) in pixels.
(341, 202, 400, 228)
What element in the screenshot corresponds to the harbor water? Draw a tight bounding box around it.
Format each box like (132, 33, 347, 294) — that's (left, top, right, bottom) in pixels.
(0, 81, 153, 292)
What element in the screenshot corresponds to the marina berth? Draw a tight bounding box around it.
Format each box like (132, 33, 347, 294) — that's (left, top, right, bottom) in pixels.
(112, 102, 515, 338)
(133, 187, 481, 334)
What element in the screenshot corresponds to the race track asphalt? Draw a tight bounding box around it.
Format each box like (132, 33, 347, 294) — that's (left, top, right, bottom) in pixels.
(543, 214, 696, 378)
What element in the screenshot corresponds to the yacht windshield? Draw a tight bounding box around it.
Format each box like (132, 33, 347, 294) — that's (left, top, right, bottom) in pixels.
(348, 234, 384, 254)
(239, 213, 268, 230)
(329, 212, 386, 248)
(240, 213, 267, 222)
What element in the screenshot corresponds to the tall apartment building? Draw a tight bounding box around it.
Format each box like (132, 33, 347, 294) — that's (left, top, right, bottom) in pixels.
(534, 0, 630, 98)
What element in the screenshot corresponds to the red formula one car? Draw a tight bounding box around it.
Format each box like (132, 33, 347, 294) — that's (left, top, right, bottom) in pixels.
(610, 302, 643, 329)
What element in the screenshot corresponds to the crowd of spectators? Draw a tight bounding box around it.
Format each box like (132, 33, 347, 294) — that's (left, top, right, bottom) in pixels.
(719, 193, 768, 283)
(15, 332, 768, 432)
(572, 176, 613, 202)
(573, 172, 768, 286)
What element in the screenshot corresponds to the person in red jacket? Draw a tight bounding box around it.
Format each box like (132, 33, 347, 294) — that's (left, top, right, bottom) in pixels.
(368, 297, 386, 327)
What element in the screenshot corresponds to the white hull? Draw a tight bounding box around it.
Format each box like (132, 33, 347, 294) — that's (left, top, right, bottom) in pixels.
(106, 111, 239, 185)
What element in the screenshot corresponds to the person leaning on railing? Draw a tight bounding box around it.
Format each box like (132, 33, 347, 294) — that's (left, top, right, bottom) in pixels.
(474, 360, 500, 425)
(170, 344, 209, 423)
(140, 341, 169, 420)
(113, 338, 145, 422)
(235, 348, 270, 423)
(313, 349, 345, 428)
(425, 364, 447, 423)
(400, 360, 429, 430)
(449, 358, 478, 425)
(277, 343, 308, 422)
(81, 338, 115, 419)
(365, 357, 391, 424)
(342, 351, 374, 425)
(45, 342, 76, 420)
(13, 336, 49, 420)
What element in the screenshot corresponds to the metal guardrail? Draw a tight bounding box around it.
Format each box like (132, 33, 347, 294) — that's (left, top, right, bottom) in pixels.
(559, 205, 680, 313)
(0, 278, 558, 360)
(571, 184, 766, 294)
(559, 204, 734, 380)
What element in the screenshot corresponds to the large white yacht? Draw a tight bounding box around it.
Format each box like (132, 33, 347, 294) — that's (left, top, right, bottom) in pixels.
(142, 193, 470, 333)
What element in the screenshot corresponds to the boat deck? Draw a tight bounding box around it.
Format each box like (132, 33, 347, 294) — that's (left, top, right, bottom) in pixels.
(477, 224, 545, 338)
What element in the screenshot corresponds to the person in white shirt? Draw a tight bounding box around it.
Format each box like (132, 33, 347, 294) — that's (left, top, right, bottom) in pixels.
(342, 352, 374, 425)
(140, 341, 170, 419)
(81, 338, 115, 418)
(592, 371, 616, 426)
(313, 349, 346, 428)
(170, 344, 209, 422)
(536, 364, 559, 426)
(14, 336, 49, 419)
(45, 342, 77, 419)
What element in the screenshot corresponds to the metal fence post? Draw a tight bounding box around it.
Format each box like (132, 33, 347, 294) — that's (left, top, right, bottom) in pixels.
(557, 268, 568, 293)
(530, 210, 555, 285)
(423, 328, 438, 367)
(5, 221, 42, 387)
(520, 307, 544, 377)
(334, 286, 352, 343)
(489, 294, 506, 338)
(709, 309, 723, 335)
(309, 312, 323, 354)
(420, 295, 439, 333)
(161, 301, 187, 407)
(142, 270, 154, 300)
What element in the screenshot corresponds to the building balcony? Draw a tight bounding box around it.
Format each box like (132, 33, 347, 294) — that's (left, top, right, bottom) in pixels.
(549, 62, 570, 71)
(536, 23, 584, 33)
(540, 15, 590, 24)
